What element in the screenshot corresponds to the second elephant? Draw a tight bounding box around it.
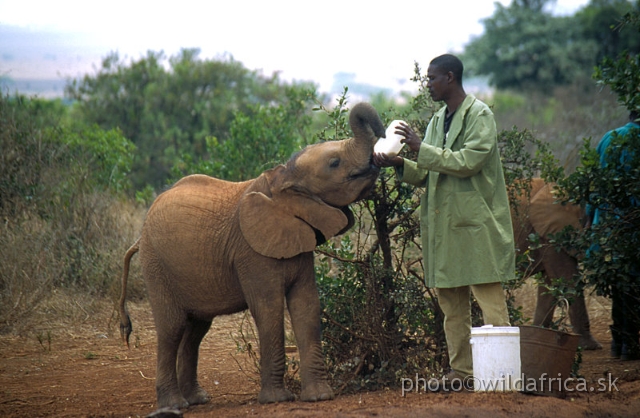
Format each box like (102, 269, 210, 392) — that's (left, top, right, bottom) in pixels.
(512, 178, 602, 350)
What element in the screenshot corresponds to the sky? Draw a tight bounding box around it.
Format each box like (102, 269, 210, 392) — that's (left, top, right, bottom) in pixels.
(0, 0, 590, 96)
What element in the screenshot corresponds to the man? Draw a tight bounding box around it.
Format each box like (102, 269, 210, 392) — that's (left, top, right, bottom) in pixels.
(587, 110, 640, 361)
(373, 54, 515, 383)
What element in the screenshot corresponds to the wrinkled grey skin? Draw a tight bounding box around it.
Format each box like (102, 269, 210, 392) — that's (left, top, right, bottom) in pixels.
(512, 179, 602, 350)
(119, 103, 385, 409)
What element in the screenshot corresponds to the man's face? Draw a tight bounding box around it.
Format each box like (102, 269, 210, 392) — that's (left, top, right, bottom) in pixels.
(426, 64, 449, 102)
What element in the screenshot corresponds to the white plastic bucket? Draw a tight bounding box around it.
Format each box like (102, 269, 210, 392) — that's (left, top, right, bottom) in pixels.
(470, 325, 521, 391)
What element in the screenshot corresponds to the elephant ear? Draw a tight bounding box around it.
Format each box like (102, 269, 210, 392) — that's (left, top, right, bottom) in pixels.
(528, 183, 583, 236)
(239, 191, 349, 259)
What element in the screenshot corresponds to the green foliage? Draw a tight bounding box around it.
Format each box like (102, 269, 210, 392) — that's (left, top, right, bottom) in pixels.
(499, 126, 564, 206)
(170, 85, 317, 182)
(594, 54, 640, 116)
(553, 7, 640, 304)
(575, 0, 640, 63)
(1, 96, 63, 216)
(310, 83, 445, 392)
(61, 126, 135, 194)
(135, 184, 156, 206)
(312, 87, 352, 142)
(592, 6, 640, 115)
(556, 130, 640, 298)
(316, 236, 441, 392)
(1, 95, 134, 217)
(0, 94, 141, 332)
(463, 0, 638, 92)
(65, 48, 315, 189)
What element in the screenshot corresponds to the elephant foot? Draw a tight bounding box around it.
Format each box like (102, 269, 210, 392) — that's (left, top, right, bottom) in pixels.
(184, 386, 210, 406)
(257, 386, 294, 404)
(157, 393, 189, 411)
(579, 334, 603, 351)
(300, 381, 334, 402)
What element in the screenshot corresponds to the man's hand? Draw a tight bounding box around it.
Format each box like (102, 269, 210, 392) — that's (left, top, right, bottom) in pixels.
(395, 122, 422, 152)
(373, 152, 403, 168)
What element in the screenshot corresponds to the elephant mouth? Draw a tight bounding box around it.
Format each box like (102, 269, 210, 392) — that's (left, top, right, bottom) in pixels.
(349, 162, 380, 181)
(347, 162, 380, 201)
(354, 186, 373, 201)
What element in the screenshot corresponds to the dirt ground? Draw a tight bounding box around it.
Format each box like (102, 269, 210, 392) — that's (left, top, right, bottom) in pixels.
(1, 288, 639, 418)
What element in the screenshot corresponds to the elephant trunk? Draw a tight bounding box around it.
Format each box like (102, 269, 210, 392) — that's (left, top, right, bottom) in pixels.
(348, 102, 385, 159)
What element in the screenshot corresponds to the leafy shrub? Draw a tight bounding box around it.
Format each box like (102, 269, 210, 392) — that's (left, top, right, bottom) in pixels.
(552, 9, 640, 325)
(170, 86, 316, 182)
(0, 94, 141, 332)
(66, 49, 317, 189)
(556, 131, 640, 300)
(594, 52, 640, 117)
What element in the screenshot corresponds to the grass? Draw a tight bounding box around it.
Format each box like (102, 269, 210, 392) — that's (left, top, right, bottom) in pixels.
(486, 83, 629, 173)
(0, 197, 147, 335)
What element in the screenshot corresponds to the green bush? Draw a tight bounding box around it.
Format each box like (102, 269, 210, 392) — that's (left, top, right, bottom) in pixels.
(0, 94, 140, 332)
(307, 80, 444, 393)
(557, 131, 640, 299)
(553, 8, 639, 317)
(170, 85, 316, 182)
(66, 49, 317, 189)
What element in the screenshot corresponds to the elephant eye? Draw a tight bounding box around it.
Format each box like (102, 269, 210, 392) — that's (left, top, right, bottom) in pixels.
(329, 158, 341, 168)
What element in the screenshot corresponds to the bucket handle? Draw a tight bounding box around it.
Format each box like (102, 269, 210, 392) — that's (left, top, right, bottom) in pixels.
(554, 297, 571, 333)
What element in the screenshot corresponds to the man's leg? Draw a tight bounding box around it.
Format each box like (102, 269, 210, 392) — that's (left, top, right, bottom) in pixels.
(471, 282, 510, 327)
(436, 286, 473, 377)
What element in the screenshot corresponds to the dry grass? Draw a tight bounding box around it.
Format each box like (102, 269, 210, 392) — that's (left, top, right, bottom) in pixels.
(488, 83, 629, 174)
(0, 197, 147, 335)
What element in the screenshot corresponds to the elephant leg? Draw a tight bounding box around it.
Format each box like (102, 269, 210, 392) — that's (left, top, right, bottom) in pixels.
(177, 317, 213, 405)
(286, 267, 334, 402)
(569, 295, 602, 350)
(245, 281, 293, 404)
(535, 245, 602, 349)
(153, 305, 189, 409)
(533, 275, 556, 328)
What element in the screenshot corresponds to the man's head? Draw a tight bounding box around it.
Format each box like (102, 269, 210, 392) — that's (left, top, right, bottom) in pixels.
(630, 110, 639, 123)
(427, 54, 464, 103)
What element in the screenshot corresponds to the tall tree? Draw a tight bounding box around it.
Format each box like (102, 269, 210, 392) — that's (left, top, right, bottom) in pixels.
(575, 0, 640, 63)
(462, 0, 638, 92)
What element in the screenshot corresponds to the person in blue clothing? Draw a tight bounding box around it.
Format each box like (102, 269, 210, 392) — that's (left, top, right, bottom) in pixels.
(587, 110, 640, 361)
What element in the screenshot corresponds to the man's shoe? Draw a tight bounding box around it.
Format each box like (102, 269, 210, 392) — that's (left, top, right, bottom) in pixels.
(441, 370, 473, 391)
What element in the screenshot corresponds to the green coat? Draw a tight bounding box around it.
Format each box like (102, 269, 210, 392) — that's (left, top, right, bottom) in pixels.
(399, 95, 515, 288)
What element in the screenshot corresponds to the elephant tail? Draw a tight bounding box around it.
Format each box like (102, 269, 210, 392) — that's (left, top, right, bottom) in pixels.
(119, 238, 140, 348)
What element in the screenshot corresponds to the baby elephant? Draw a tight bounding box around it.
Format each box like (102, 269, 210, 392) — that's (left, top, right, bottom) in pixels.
(119, 102, 385, 409)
